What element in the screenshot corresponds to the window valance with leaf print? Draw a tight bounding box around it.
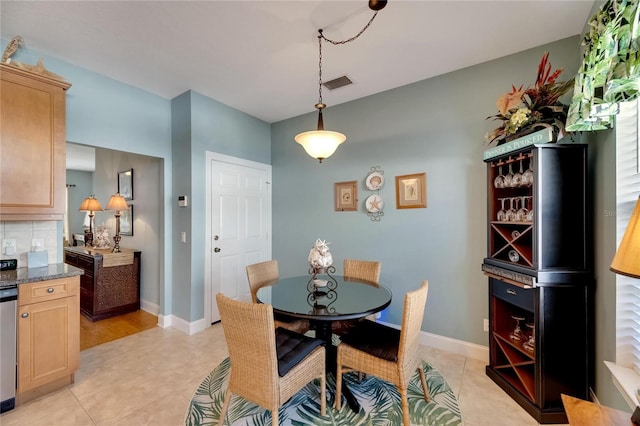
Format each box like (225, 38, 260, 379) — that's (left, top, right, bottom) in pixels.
(566, 0, 639, 132)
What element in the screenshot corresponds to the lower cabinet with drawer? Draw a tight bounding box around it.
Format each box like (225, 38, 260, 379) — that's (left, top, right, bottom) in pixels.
(486, 275, 593, 423)
(64, 247, 141, 321)
(17, 276, 80, 403)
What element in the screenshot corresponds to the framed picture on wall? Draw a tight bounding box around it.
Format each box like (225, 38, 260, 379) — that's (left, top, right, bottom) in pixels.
(334, 181, 357, 211)
(120, 205, 133, 236)
(395, 173, 427, 209)
(118, 169, 134, 200)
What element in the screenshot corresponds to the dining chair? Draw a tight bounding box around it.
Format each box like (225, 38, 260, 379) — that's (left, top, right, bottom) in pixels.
(246, 260, 310, 334)
(343, 258, 381, 285)
(216, 293, 326, 426)
(334, 280, 430, 426)
(332, 258, 382, 336)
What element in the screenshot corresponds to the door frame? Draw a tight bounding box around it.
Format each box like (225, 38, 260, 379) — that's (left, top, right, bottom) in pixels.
(204, 151, 272, 325)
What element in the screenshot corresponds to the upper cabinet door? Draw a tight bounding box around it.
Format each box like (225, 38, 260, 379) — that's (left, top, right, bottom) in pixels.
(0, 64, 71, 220)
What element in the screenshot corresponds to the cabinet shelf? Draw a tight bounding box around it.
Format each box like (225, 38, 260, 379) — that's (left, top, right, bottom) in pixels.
(490, 223, 533, 267)
(493, 332, 535, 360)
(493, 327, 535, 401)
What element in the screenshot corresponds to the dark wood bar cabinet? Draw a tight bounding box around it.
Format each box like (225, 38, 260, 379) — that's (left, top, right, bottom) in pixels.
(482, 143, 594, 423)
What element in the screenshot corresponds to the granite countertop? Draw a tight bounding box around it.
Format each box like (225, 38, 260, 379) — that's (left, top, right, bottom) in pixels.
(0, 263, 83, 289)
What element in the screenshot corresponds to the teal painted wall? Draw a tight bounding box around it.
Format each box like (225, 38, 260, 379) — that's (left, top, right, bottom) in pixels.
(2, 27, 630, 410)
(586, 127, 628, 410)
(65, 170, 93, 238)
(171, 92, 193, 321)
(1, 39, 176, 319)
(1, 39, 270, 323)
(271, 36, 583, 345)
(173, 90, 271, 321)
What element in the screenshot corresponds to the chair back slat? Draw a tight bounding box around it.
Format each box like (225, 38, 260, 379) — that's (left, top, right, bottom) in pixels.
(398, 280, 429, 368)
(216, 293, 279, 394)
(246, 260, 279, 302)
(344, 259, 381, 284)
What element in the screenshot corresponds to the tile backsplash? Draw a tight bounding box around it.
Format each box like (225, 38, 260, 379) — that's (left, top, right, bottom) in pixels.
(0, 221, 59, 268)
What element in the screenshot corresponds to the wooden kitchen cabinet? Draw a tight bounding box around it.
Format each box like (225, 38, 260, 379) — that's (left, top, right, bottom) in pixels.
(0, 63, 71, 221)
(17, 277, 79, 402)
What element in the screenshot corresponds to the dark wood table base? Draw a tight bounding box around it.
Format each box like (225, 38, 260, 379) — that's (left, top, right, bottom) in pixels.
(311, 320, 360, 413)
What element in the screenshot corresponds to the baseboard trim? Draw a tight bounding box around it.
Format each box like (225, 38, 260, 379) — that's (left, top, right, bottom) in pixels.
(162, 315, 490, 360)
(420, 330, 488, 362)
(378, 320, 489, 362)
(140, 299, 159, 316)
(158, 314, 209, 335)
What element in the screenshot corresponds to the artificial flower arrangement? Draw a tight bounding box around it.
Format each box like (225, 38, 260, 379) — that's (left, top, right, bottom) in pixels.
(485, 52, 575, 146)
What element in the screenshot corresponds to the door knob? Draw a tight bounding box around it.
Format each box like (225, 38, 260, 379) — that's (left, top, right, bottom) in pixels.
(214, 247, 221, 253)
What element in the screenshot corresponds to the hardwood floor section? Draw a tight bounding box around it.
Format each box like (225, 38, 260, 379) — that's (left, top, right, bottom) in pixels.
(80, 310, 158, 351)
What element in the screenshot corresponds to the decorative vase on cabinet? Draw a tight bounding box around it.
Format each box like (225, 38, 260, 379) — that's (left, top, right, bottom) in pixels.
(0, 63, 71, 220)
(482, 142, 594, 424)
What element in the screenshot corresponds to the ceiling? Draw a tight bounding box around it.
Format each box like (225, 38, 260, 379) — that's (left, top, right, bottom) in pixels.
(1, 1, 594, 124)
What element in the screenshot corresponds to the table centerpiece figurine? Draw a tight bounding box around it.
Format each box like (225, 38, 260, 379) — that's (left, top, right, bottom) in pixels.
(93, 225, 112, 249)
(307, 238, 337, 293)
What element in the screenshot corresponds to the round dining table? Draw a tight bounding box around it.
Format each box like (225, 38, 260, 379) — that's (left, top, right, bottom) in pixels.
(256, 274, 392, 412)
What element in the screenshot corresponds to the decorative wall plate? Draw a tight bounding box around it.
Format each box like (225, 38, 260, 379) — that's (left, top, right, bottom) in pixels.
(365, 194, 384, 212)
(366, 171, 384, 190)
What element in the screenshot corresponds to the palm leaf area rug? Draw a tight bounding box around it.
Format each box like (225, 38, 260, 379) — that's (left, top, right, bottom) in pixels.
(186, 357, 462, 425)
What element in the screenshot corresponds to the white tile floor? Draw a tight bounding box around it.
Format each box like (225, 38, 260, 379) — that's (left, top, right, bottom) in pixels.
(1, 324, 556, 425)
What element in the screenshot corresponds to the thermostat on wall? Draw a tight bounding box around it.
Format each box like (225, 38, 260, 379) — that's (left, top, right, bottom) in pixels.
(178, 195, 188, 207)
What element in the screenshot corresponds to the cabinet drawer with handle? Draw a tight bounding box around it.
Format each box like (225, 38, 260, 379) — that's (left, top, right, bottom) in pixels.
(18, 277, 80, 306)
(491, 277, 534, 312)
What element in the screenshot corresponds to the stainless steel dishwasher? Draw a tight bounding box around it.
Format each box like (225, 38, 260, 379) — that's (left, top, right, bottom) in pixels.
(0, 286, 17, 413)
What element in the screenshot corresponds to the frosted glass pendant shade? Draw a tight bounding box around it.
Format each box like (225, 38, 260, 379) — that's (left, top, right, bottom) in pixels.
(295, 130, 346, 163)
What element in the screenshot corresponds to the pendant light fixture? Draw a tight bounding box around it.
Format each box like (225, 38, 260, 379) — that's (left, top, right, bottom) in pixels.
(295, 0, 387, 163)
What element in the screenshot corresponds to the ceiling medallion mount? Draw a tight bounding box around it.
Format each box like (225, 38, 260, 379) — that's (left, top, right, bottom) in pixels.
(294, 1, 386, 163)
(368, 0, 387, 11)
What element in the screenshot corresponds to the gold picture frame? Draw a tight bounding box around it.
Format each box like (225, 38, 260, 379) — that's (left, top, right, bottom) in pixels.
(335, 181, 358, 211)
(395, 173, 426, 209)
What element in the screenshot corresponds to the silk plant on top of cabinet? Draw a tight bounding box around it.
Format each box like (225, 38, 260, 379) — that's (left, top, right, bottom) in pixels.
(0, 63, 71, 220)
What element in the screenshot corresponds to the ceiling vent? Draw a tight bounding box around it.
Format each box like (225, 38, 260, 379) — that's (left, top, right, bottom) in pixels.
(323, 75, 353, 90)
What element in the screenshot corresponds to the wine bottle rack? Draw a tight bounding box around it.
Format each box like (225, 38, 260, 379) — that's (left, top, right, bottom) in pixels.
(490, 295, 535, 401)
(487, 152, 535, 268)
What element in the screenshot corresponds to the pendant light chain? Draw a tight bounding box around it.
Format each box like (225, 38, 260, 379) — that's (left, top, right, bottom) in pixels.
(319, 11, 379, 45)
(295, 1, 385, 163)
(316, 10, 379, 107)
(317, 32, 324, 107)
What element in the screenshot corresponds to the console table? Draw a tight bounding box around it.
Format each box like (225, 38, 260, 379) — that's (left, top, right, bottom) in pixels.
(64, 246, 141, 321)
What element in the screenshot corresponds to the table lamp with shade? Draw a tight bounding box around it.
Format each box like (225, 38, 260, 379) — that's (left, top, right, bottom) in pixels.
(610, 194, 640, 424)
(106, 193, 128, 253)
(610, 195, 640, 279)
(78, 195, 103, 248)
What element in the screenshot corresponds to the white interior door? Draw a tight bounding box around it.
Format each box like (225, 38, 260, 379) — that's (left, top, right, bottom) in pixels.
(205, 152, 271, 324)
